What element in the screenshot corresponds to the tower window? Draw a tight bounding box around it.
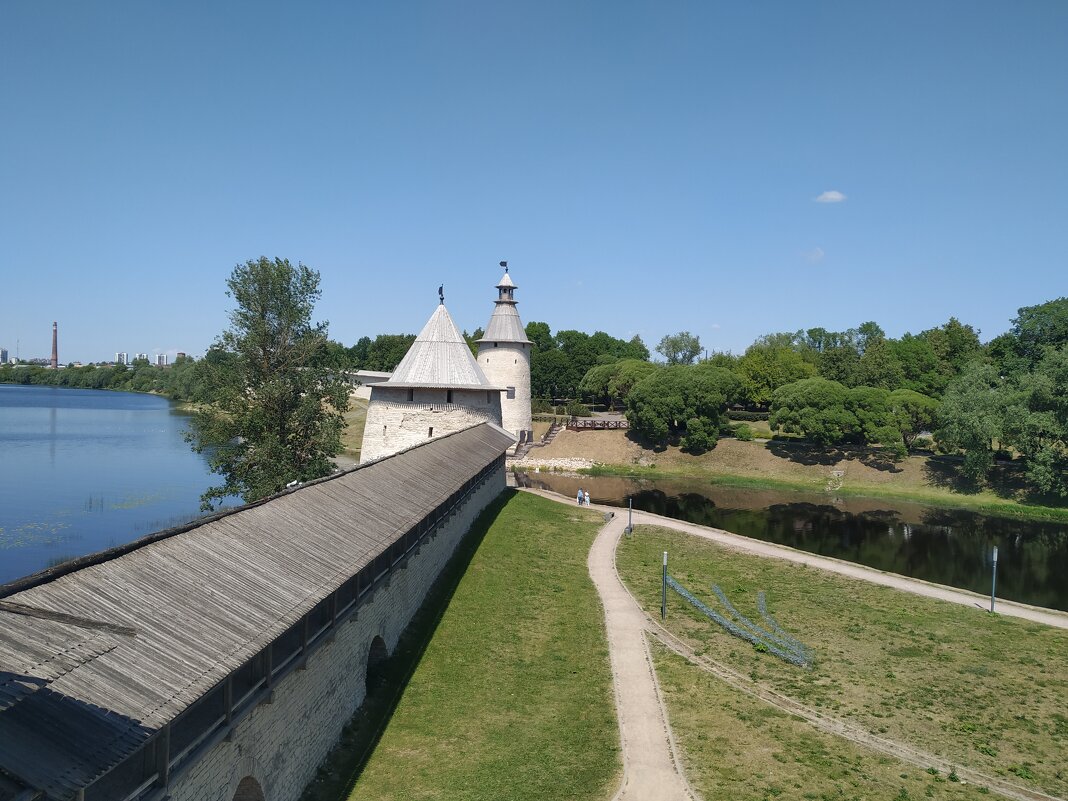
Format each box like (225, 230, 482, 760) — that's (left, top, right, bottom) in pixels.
(507, 386, 516, 399)
(447, 389, 453, 403)
(428, 427, 434, 437)
(493, 342, 498, 347)
(407, 388, 414, 402)
(486, 391, 492, 403)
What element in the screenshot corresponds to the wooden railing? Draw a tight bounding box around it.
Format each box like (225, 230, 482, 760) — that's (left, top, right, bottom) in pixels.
(567, 418, 628, 431)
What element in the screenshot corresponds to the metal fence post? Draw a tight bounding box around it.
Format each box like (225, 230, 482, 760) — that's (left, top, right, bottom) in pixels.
(661, 551, 668, 620)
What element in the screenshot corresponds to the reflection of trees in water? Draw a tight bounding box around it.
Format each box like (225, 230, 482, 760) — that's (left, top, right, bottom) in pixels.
(513, 470, 1068, 611)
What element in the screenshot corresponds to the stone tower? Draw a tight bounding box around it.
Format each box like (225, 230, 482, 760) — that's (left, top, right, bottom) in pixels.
(50, 322, 58, 370)
(360, 298, 507, 463)
(476, 266, 532, 442)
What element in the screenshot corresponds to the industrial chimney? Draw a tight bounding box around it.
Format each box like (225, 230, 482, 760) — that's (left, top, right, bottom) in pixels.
(51, 322, 58, 369)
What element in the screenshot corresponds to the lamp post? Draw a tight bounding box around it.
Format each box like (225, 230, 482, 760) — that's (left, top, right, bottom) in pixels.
(661, 551, 668, 620)
(990, 546, 999, 613)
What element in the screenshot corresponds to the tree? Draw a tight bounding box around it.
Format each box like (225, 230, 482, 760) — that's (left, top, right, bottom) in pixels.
(656, 331, 701, 365)
(853, 338, 905, 390)
(625, 365, 740, 451)
(935, 362, 1007, 483)
(1010, 297, 1068, 366)
(887, 389, 940, 451)
(578, 358, 658, 409)
(525, 321, 555, 353)
(1001, 345, 1068, 496)
(817, 345, 860, 386)
(187, 257, 350, 508)
(770, 378, 856, 446)
(736, 343, 816, 407)
(363, 334, 417, 371)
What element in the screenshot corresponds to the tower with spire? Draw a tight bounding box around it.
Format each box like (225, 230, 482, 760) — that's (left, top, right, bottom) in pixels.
(360, 291, 509, 463)
(476, 264, 532, 442)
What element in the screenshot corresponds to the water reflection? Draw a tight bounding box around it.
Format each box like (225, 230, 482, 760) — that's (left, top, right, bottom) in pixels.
(516, 472, 1068, 611)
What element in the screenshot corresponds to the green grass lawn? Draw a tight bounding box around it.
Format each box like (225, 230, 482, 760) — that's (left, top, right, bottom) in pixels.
(618, 527, 1068, 799)
(340, 396, 368, 458)
(651, 643, 993, 800)
(306, 490, 619, 801)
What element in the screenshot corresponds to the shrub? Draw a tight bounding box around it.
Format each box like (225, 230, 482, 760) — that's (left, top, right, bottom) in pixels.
(727, 409, 770, 421)
(566, 401, 592, 417)
(733, 423, 755, 441)
(531, 398, 554, 414)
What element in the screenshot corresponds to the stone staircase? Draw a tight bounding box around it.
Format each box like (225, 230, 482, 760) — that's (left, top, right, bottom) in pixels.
(512, 420, 564, 459)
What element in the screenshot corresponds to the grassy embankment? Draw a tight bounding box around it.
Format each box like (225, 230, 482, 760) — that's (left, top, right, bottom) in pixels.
(618, 527, 1068, 799)
(526, 429, 1068, 523)
(302, 491, 619, 801)
(339, 396, 369, 460)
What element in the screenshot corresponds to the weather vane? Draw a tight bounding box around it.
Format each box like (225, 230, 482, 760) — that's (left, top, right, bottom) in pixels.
(500, 260, 508, 273)
(438, 284, 444, 305)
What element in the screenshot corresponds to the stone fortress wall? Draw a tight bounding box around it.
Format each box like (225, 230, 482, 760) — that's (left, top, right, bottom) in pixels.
(162, 460, 506, 801)
(361, 386, 503, 463)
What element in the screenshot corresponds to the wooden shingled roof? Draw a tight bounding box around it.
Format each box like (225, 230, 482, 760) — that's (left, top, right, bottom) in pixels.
(0, 422, 514, 800)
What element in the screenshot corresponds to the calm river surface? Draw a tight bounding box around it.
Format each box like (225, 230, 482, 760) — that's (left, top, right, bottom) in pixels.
(517, 471, 1068, 612)
(0, 385, 225, 584)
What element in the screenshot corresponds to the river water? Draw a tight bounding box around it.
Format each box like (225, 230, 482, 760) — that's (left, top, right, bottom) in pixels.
(0, 385, 225, 584)
(516, 471, 1068, 612)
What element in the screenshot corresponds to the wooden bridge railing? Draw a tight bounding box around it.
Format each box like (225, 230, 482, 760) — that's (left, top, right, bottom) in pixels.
(567, 418, 629, 431)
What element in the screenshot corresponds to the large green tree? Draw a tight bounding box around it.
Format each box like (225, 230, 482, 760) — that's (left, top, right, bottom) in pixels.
(579, 358, 658, 409)
(187, 257, 350, 508)
(1001, 345, 1068, 496)
(655, 331, 702, 365)
(736, 342, 816, 407)
(887, 389, 940, 451)
(770, 378, 856, 446)
(935, 362, 1007, 483)
(625, 364, 740, 452)
(1010, 297, 1068, 366)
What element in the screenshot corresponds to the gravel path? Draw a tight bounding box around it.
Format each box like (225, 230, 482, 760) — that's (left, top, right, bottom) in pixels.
(587, 510, 697, 801)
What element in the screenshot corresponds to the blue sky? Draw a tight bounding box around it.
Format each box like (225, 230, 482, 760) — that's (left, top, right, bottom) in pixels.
(1, 2, 1065, 363)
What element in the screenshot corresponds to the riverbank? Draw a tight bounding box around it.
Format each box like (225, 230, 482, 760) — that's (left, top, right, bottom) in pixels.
(616, 522, 1068, 799)
(516, 429, 1068, 523)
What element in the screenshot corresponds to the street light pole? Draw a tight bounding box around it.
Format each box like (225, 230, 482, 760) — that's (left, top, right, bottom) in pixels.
(661, 551, 668, 620)
(990, 546, 999, 613)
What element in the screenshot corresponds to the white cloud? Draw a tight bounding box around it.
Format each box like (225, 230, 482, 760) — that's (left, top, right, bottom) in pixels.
(710, 323, 721, 330)
(806, 247, 825, 264)
(814, 190, 847, 203)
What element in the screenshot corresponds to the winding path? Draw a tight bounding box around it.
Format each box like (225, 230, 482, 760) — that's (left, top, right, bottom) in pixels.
(521, 488, 1068, 801)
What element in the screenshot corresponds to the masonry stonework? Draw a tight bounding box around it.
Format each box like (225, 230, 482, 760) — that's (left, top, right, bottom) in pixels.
(164, 463, 506, 801)
(361, 387, 503, 463)
(477, 341, 532, 437)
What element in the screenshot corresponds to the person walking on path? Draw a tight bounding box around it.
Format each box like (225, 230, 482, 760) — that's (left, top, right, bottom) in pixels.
(577, 487, 585, 505)
(584, 490, 592, 507)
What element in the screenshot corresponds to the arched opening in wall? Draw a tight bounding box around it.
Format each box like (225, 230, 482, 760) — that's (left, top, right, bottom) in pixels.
(233, 776, 265, 801)
(366, 635, 389, 694)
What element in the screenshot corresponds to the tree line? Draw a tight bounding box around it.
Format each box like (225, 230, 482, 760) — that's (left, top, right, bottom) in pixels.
(581, 298, 1066, 500)
(5, 274, 1064, 502)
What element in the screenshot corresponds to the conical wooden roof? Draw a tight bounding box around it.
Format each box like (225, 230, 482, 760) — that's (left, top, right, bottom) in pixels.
(386, 304, 501, 389)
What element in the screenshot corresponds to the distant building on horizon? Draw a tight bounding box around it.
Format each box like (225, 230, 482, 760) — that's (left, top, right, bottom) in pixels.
(155, 354, 168, 367)
(135, 352, 149, 362)
(176, 351, 187, 361)
(50, 322, 58, 370)
(0, 347, 8, 364)
(116, 352, 129, 366)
